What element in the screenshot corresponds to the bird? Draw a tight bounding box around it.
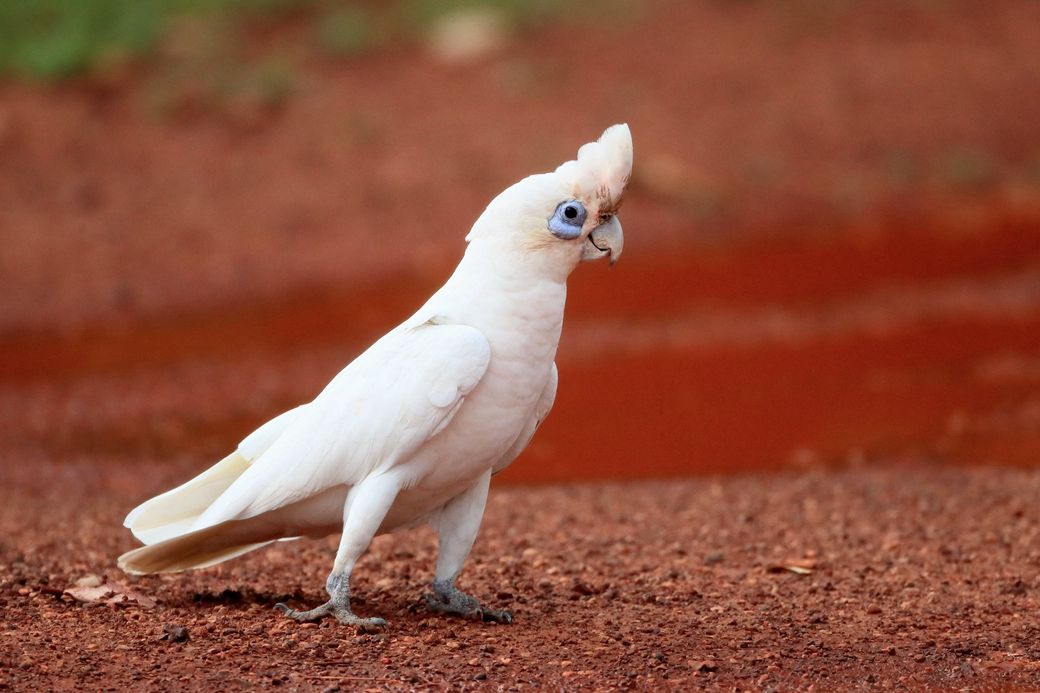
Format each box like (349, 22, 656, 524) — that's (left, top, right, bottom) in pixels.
(118, 123, 632, 629)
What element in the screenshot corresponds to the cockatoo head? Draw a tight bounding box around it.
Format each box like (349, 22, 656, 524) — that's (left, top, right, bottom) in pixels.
(465, 124, 632, 279)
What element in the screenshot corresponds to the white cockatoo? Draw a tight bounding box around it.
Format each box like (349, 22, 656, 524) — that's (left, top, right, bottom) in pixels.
(119, 124, 632, 629)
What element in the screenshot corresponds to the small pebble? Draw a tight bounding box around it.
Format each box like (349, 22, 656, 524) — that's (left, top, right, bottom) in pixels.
(162, 625, 190, 643)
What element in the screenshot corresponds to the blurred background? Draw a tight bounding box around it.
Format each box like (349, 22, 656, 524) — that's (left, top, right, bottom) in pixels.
(1, 0, 1038, 482)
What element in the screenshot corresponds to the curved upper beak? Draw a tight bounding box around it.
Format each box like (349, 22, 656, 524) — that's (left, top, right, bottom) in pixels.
(582, 216, 624, 265)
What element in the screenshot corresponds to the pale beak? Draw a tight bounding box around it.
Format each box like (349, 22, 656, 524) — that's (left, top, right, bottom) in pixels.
(581, 216, 624, 265)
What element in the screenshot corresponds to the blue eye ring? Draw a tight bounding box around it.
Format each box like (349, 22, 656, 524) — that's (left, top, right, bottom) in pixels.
(548, 200, 587, 239)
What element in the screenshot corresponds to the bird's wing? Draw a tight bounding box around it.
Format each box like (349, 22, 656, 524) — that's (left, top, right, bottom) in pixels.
(237, 404, 308, 461)
(122, 404, 309, 544)
(192, 320, 491, 529)
(492, 362, 558, 475)
(534, 362, 559, 425)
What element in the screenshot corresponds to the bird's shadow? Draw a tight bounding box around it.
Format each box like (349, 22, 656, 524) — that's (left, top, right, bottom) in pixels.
(188, 586, 304, 608)
(183, 585, 425, 618)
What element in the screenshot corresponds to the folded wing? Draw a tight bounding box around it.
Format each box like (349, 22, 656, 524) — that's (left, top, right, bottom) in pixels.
(119, 320, 491, 573)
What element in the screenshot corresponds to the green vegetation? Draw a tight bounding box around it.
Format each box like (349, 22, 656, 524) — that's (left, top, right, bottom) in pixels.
(0, 0, 165, 78)
(0, 0, 320, 80)
(0, 0, 586, 82)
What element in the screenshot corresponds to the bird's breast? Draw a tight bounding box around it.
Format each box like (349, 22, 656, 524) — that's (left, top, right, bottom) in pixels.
(403, 278, 565, 491)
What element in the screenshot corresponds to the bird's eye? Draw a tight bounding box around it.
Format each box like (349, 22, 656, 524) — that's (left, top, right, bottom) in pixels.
(547, 200, 587, 239)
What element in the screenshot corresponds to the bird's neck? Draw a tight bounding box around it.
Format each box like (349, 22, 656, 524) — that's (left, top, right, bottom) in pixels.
(420, 242, 569, 349)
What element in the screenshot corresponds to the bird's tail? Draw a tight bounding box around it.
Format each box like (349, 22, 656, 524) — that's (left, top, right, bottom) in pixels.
(119, 450, 271, 573)
(123, 451, 251, 546)
(118, 516, 276, 575)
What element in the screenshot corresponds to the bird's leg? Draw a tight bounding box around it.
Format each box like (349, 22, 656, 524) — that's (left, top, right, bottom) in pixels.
(424, 470, 513, 624)
(275, 474, 400, 630)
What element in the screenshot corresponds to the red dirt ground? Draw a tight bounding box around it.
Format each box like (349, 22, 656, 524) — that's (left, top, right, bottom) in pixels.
(2, 0, 1040, 689)
(3, 462, 1040, 690)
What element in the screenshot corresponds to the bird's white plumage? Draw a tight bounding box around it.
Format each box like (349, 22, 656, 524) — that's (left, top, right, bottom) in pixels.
(118, 124, 633, 609)
(555, 123, 632, 210)
(238, 405, 307, 461)
(192, 321, 490, 528)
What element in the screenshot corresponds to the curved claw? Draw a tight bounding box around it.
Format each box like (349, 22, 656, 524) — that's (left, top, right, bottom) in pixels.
(346, 616, 388, 633)
(274, 600, 388, 632)
(275, 601, 332, 622)
(480, 607, 513, 624)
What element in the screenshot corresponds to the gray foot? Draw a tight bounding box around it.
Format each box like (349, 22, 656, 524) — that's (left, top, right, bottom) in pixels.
(274, 600, 387, 631)
(275, 574, 387, 631)
(424, 578, 513, 624)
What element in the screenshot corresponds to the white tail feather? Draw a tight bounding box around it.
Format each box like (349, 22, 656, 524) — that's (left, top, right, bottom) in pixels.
(119, 483, 348, 575)
(118, 517, 276, 575)
(124, 451, 252, 545)
(122, 406, 307, 547)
